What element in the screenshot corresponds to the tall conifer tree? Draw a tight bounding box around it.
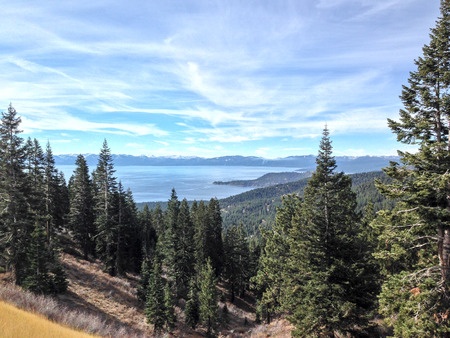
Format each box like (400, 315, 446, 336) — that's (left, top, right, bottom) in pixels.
(69, 155, 95, 259)
(0, 104, 31, 284)
(207, 198, 224, 276)
(374, 1, 450, 335)
(145, 257, 166, 334)
(223, 224, 250, 302)
(198, 258, 218, 337)
(162, 189, 180, 283)
(93, 140, 118, 275)
(174, 198, 195, 298)
(287, 127, 377, 337)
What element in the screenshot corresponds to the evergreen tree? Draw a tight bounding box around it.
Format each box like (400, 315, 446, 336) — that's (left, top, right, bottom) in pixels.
(198, 258, 218, 337)
(92, 140, 118, 275)
(253, 194, 300, 323)
(22, 222, 51, 294)
(43, 142, 68, 243)
(24, 138, 45, 214)
(287, 127, 378, 337)
(68, 155, 95, 259)
(113, 182, 127, 276)
(0, 104, 32, 285)
(223, 224, 250, 302)
(137, 258, 151, 303)
(206, 198, 224, 276)
(139, 204, 156, 261)
(161, 189, 180, 283)
(185, 278, 200, 329)
(164, 282, 176, 331)
(22, 221, 67, 294)
(173, 198, 195, 298)
(192, 200, 209, 270)
(374, 1, 450, 335)
(145, 258, 166, 334)
(152, 203, 165, 235)
(122, 188, 141, 274)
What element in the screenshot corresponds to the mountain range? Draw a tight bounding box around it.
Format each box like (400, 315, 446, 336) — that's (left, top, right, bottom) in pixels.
(54, 154, 399, 174)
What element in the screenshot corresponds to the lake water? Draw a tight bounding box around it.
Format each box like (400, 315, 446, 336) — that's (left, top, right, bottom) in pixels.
(58, 165, 297, 202)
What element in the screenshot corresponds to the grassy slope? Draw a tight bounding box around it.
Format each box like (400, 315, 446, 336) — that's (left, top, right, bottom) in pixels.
(1, 252, 289, 337)
(0, 300, 98, 338)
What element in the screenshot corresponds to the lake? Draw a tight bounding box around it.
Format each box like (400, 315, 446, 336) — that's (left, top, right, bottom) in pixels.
(58, 165, 297, 202)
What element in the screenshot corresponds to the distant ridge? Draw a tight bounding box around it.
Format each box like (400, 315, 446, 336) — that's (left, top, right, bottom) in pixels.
(54, 154, 399, 173)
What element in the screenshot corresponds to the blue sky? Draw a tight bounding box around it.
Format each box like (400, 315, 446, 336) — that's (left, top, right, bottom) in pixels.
(0, 0, 440, 158)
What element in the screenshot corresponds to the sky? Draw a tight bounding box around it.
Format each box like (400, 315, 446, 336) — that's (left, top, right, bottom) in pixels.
(0, 0, 441, 158)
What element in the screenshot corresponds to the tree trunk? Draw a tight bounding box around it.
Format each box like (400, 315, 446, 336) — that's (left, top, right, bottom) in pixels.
(438, 225, 450, 284)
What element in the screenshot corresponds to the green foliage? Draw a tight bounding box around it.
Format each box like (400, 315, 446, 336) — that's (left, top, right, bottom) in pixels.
(223, 224, 251, 302)
(287, 127, 378, 337)
(252, 194, 300, 323)
(220, 171, 392, 237)
(145, 258, 166, 333)
(207, 198, 224, 276)
(173, 199, 195, 298)
(185, 279, 200, 329)
(0, 104, 32, 285)
(137, 258, 151, 303)
(379, 272, 448, 337)
(139, 204, 157, 261)
(22, 222, 67, 295)
(164, 282, 176, 331)
(160, 189, 180, 284)
(198, 259, 218, 336)
(373, 1, 450, 335)
(93, 139, 118, 275)
(253, 128, 379, 336)
(68, 155, 95, 259)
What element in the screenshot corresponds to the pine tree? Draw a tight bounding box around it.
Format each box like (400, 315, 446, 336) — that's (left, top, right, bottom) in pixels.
(22, 222, 51, 294)
(145, 258, 166, 334)
(373, 1, 450, 335)
(22, 221, 67, 294)
(185, 278, 200, 329)
(43, 142, 69, 237)
(137, 258, 151, 303)
(173, 198, 195, 298)
(253, 194, 300, 323)
(223, 224, 250, 302)
(113, 182, 127, 276)
(163, 282, 176, 331)
(139, 204, 156, 261)
(0, 104, 32, 285)
(92, 140, 118, 275)
(68, 155, 95, 259)
(122, 188, 141, 274)
(198, 258, 218, 337)
(161, 189, 180, 283)
(207, 198, 224, 276)
(287, 127, 378, 337)
(192, 200, 209, 270)
(24, 138, 45, 215)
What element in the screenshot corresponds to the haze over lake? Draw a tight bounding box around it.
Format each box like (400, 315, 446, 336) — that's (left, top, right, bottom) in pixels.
(58, 165, 296, 202)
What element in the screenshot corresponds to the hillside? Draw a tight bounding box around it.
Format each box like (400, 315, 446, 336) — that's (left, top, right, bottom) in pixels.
(0, 251, 291, 337)
(214, 171, 312, 188)
(220, 171, 393, 235)
(0, 300, 97, 338)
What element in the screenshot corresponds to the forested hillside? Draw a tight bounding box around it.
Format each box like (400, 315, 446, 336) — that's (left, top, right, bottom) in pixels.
(219, 170, 393, 236)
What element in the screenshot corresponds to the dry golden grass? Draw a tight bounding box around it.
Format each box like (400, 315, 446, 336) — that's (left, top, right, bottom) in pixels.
(0, 251, 294, 337)
(0, 300, 98, 338)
